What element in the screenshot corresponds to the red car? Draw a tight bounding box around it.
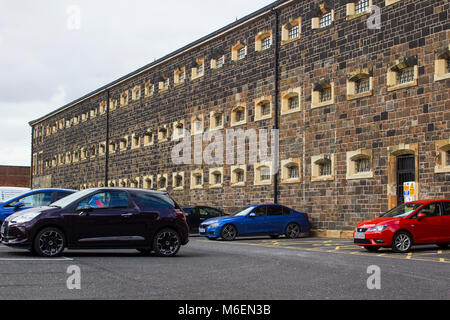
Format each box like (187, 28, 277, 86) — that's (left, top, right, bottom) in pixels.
(354, 200, 450, 253)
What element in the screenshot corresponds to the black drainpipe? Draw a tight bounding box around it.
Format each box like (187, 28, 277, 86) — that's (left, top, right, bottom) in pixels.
(30, 128, 34, 189)
(104, 89, 110, 187)
(272, 7, 280, 204)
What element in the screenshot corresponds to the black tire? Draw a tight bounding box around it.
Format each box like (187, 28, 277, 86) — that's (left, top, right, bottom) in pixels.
(285, 223, 301, 239)
(137, 249, 153, 255)
(437, 243, 449, 249)
(221, 224, 237, 241)
(364, 246, 381, 253)
(153, 228, 181, 257)
(33, 227, 65, 257)
(207, 237, 218, 241)
(270, 234, 280, 239)
(392, 231, 413, 253)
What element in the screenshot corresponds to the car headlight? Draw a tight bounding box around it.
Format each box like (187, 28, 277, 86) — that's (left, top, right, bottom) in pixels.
(369, 225, 388, 232)
(209, 223, 220, 228)
(10, 212, 41, 225)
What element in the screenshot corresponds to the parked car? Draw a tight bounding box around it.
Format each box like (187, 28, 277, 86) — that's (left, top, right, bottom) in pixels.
(354, 200, 450, 253)
(183, 206, 226, 233)
(0, 188, 76, 224)
(0, 187, 30, 202)
(1, 188, 189, 257)
(199, 204, 310, 241)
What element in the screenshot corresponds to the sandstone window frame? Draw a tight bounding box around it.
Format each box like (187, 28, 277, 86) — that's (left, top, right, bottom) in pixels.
(281, 18, 301, 45)
(174, 67, 187, 85)
(311, 154, 335, 182)
(109, 141, 117, 154)
(254, 162, 273, 186)
(209, 111, 224, 131)
(108, 180, 116, 187)
(172, 120, 186, 141)
(231, 165, 247, 187)
(143, 175, 154, 189)
(98, 181, 105, 188)
(129, 177, 140, 189)
(230, 105, 247, 127)
(434, 45, 450, 82)
(211, 55, 225, 70)
(190, 169, 204, 190)
(387, 56, 418, 92)
(158, 76, 170, 93)
(157, 174, 168, 191)
(191, 58, 205, 80)
(209, 167, 224, 189)
(255, 30, 273, 52)
(99, 101, 107, 115)
(231, 41, 247, 62)
(72, 150, 80, 163)
(385, 0, 402, 6)
(143, 130, 154, 147)
(311, 82, 335, 109)
(131, 134, 141, 149)
(346, 0, 372, 20)
(144, 81, 155, 97)
(99, 142, 106, 156)
(58, 154, 65, 166)
(254, 96, 273, 122)
(120, 90, 129, 106)
(118, 179, 128, 188)
(89, 145, 97, 159)
(312, 4, 334, 30)
(90, 108, 97, 119)
(158, 125, 169, 142)
(172, 172, 185, 191)
(347, 68, 373, 100)
(132, 85, 141, 101)
(435, 139, 450, 174)
(58, 119, 65, 130)
(346, 149, 374, 180)
(281, 87, 302, 115)
(80, 147, 88, 161)
(119, 136, 128, 151)
(191, 114, 204, 135)
(281, 158, 301, 184)
(109, 99, 118, 111)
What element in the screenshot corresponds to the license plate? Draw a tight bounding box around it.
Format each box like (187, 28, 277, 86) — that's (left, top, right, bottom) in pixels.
(199, 228, 206, 233)
(355, 233, 366, 240)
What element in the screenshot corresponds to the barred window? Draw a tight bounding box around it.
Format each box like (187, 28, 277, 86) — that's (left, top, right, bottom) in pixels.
(164, 78, 170, 89)
(356, 78, 371, 94)
(319, 160, 332, 176)
(197, 64, 204, 76)
(288, 96, 299, 110)
(397, 67, 415, 84)
(355, 0, 370, 14)
(195, 174, 202, 186)
(179, 72, 185, 83)
(236, 109, 245, 122)
(261, 102, 271, 116)
(235, 170, 245, 183)
(288, 25, 299, 40)
(214, 172, 222, 185)
(217, 56, 225, 68)
(175, 175, 183, 188)
(356, 158, 371, 173)
(159, 177, 167, 189)
(262, 37, 272, 50)
(238, 47, 246, 60)
(320, 87, 332, 102)
(288, 165, 299, 179)
(320, 12, 332, 28)
(260, 167, 271, 181)
(215, 114, 223, 127)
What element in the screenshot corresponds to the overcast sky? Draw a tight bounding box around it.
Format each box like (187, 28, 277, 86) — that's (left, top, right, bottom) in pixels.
(0, 0, 274, 167)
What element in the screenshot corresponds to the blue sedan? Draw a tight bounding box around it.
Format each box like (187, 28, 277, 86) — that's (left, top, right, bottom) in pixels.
(199, 204, 311, 241)
(0, 189, 76, 224)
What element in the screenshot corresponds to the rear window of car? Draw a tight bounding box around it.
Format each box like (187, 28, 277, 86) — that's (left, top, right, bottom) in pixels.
(131, 191, 179, 210)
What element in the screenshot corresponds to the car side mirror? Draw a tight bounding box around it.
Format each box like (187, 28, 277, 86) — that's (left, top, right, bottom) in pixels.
(417, 213, 427, 221)
(13, 202, 25, 211)
(77, 205, 93, 216)
(248, 213, 256, 218)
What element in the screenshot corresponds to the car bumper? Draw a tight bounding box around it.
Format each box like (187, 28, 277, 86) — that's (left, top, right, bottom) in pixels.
(199, 225, 221, 238)
(353, 230, 393, 247)
(1, 222, 32, 248)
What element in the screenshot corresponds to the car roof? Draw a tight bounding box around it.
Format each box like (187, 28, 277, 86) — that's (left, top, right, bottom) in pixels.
(85, 188, 168, 195)
(408, 199, 450, 205)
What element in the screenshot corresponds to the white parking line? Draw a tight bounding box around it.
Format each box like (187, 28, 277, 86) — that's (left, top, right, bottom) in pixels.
(0, 257, 73, 261)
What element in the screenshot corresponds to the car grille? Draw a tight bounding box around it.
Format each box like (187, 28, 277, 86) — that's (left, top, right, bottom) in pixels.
(357, 228, 368, 233)
(354, 239, 371, 245)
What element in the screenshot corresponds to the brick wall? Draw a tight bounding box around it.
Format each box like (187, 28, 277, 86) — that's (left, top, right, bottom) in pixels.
(0, 166, 30, 187)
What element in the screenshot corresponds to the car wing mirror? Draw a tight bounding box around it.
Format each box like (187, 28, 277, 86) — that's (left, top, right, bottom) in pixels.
(13, 202, 25, 211)
(248, 213, 256, 218)
(417, 213, 427, 221)
(77, 205, 93, 216)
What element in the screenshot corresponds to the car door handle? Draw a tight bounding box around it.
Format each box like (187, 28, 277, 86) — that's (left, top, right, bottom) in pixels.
(121, 213, 134, 218)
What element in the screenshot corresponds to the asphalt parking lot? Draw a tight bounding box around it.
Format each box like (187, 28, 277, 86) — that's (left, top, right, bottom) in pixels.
(0, 237, 449, 300)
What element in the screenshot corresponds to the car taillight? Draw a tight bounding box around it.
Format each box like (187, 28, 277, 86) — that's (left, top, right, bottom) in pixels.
(174, 209, 186, 220)
(305, 213, 309, 221)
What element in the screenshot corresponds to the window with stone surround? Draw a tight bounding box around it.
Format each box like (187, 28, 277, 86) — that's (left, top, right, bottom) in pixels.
(347, 0, 372, 19)
(157, 174, 168, 191)
(109, 99, 118, 111)
(434, 46, 450, 82)
(435, 140, 450, 174)
(174, 67, 187, 85)
(190, 170, 204, 189)
(129, 178, 139, 188)
(281, 87, 301, 115)
(143, 176, 154, 189)
(209, 111, 224, 131)
(158, 125, 169, 142)
(281, 18, 301, 44)
(65, 152, 71, 164)
(346, 149, 374, 180)
(144, 81, 155, 97)
(173, 120, 186, 140)
(72, 151, 80, 163)
(158, 76, 170, 92)
(119, 136, 128, 151)
(281, 159, 301, 184)
(254, 97, 272, 121)
(108, 180, 116, 187)
(311, 154, 335, 182)
(191, 115, 204, 135)
(385, 0, 402, 6)
(99, 142, 106, 156)
(99, 101, 107, 114)
(231, 41, 247, 61)
(172, 172, 184, 191)
(132, 86, 141, 100)
(89, 145, 97, 159)
(119, 179, 128, 188)
(312, 4, 334, 29)
(191, 59, 205, 79)
(347, 69, 373, 100)
(120, 90, 129, 106)
(312, 81, 334, 109)
(209, 168, 223, 188)
(58, 119, 65, 130)
(231, 106, 247, 127)
(131, 134, 140, 149)
(109, 141, 117, 154)
(143, 130, 154, 146)
(387, 56, 418, 91)
(255, 30, 272, 52)
(211, 55, 225, 70)
(254, 162, 272, 186)
(81, 148, 88, 161)
(231, 165, 246, 187)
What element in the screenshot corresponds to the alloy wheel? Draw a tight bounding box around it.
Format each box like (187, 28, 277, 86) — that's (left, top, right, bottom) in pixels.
(38, 230, 64, 257)
(221, 225, 237, 241)
(156, 230, 180, 256)
(286, 223, 300, 239)
(393, 233, 412, 253)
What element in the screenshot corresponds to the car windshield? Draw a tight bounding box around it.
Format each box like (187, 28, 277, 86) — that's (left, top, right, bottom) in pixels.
(381, 203, 423, 218)
(232, 207, 254, 217)
(50, 189, 93, 208)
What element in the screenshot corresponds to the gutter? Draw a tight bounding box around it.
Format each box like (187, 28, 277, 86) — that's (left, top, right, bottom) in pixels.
(272, 7, 280, 204)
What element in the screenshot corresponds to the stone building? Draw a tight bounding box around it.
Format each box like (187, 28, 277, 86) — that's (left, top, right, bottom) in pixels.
(29, 0, 449, 231)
